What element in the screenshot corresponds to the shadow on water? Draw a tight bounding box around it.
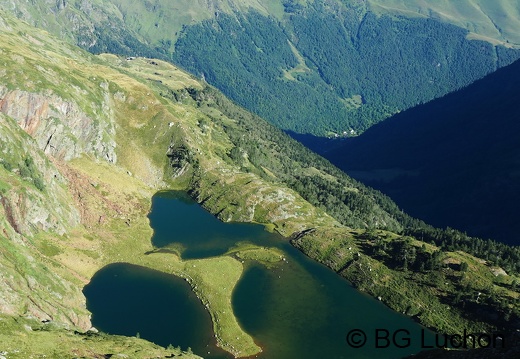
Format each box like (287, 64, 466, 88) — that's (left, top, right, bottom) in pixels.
(84, 191, 435, 359)
(234, 242, 436, 359)
(147, 190, 279, 259)
(83, 263, 232, 358)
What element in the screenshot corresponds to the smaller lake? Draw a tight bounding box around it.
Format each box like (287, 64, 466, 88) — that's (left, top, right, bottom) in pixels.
(83, 263, 231, 358)
(84, 191, 434, 359)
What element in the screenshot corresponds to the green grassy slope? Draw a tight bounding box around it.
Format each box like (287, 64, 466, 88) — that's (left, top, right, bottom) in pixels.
(368, 0, 520, 46)
(5, 0, 515, 48)
(0, 9, 519, 358)
(108, 0, 285, 50)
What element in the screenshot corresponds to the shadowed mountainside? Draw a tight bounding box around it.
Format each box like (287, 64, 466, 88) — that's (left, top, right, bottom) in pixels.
(328, 59, 520, 245)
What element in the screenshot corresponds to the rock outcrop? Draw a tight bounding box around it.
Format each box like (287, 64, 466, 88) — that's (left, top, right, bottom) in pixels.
(0, 113, 88, 330)
(0, 86, 116, 162)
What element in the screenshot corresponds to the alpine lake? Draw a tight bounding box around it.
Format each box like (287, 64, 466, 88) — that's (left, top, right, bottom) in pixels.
(83, 191, 434, 359)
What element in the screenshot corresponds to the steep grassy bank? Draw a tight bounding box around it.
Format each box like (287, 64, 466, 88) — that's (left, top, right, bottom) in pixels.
(0, 313, 195, 359)
(293, 229, 520, 336)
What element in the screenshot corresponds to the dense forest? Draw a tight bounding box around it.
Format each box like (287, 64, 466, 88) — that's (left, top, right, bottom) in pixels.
(173, 11, 347, 134)
(172, 4, 520, 135)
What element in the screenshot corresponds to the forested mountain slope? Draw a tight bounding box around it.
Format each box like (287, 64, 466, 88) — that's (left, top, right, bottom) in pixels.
(1, 0, 520, 136)
(173, 6, 519, 135)
(328, 58, 520, 246)
(5, 1, 520, 49)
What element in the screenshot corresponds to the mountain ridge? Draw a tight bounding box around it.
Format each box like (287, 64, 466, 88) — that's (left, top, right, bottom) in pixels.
(368, 0, 520, 46)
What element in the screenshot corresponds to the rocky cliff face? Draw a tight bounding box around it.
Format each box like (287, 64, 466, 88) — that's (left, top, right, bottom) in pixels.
(0, 113, 81, 234)
(0, 86, 116, 162)
(0, 112, 89, 330)
(0, 12, 119, 330)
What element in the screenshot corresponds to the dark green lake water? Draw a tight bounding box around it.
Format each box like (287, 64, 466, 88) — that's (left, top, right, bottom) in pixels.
(84, 191, 434, 359)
